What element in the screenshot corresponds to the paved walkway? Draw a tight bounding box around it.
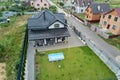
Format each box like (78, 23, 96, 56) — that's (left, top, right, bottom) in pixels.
(25, 41, 35, 80)
(37, 27, 84, 51)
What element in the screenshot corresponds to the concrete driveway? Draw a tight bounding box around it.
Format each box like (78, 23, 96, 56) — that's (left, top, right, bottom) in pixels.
(37, 27, 85, 51)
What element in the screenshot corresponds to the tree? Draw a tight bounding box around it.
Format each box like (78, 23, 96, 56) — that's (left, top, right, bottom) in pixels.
(59, 2, 64, 6)
(41, 7, 49, 10)
(0, 12, 2, 17)
(49, 6, 57, 13)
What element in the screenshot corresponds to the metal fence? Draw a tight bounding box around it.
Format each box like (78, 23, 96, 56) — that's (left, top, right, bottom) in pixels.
(16, 28, 28, 80)
(73, 26, 120, 80)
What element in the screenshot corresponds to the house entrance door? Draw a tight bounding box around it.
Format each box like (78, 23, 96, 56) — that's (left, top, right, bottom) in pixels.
(107, 24, 110, 29)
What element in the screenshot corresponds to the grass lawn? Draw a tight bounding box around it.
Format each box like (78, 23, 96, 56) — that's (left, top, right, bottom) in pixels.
(35, 46, 117, 80)
(74, 13, 85, 19)
(102, 36, 120, 50)
(92, 22, 99, 26)
(0, 1, 14, 7)
(51, 0, 57, 3)
(0, 15, 31, 80)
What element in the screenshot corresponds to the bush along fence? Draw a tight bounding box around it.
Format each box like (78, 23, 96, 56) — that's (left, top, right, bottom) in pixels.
(72, 14, 84, 23)
(16, 27, 28, 80)
(72, 26, 120, 80)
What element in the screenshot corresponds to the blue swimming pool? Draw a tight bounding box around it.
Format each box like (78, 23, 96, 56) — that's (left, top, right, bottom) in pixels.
(48, 52, 64, 62)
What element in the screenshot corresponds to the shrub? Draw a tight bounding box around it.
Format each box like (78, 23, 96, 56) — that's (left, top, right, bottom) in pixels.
(59, 2, 64, 6)
(49, 6, 57, 13)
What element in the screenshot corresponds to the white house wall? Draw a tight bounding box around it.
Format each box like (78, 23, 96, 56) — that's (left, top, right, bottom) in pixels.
(75, 6, 87, 13)
(49, 21, 65, 29)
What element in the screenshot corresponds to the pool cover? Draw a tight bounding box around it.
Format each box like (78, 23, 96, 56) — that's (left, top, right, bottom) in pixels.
(48, 52, 64, 62)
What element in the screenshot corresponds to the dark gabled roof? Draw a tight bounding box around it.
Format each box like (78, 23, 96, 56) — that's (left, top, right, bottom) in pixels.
(28, 10, 67, 29)
(89, 3, 110, 14)
(28, 28, 70, 40)
(115, 8, 120, 17)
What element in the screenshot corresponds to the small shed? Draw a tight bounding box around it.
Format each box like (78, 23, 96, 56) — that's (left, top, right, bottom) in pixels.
(48, 52, 64, 62)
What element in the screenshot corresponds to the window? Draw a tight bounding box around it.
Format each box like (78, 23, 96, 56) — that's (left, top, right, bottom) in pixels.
(44, 4, 47, 6)
(37, 4, 40, 6)
(32, 3, 33, 5)
(54, 24, 60, 28)
(104, 21, 107, 25)
(112, 25, 117, 30)
(81, 9, 83, 12)
(88, 2, 90, 5)
(99, 16, 101, 18)
(87, 16, 88, 18)
(114, 17, 118, 21)
(103, 15, 105, 18)
(108, 15, 111, 19)
(87, 9, 89, 12)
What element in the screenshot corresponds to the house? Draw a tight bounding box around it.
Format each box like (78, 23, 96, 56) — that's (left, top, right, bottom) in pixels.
(73, 0, 94, 13)
(27, 10, 70, 46)
(85, 3, 110, 22)
(30, 0, 49, 10)
(62, 0, 74, 8)
(99, 8, 120, 35)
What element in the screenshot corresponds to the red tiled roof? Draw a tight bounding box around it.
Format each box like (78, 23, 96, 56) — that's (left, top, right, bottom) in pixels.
(115, 8, 120, 17)
(101, 8, 120, 17)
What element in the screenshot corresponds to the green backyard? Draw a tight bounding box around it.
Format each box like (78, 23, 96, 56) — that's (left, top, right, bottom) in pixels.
(35, 46, 117, 80)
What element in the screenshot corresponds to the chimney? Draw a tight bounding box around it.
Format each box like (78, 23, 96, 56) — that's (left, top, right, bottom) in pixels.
(97, 5, 101, 11)
(43, 11, 45, 21)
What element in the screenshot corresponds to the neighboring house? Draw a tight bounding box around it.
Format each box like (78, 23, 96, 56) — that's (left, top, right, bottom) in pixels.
(27, 10, 70, 46)
(85, 3, 110, 22)
(99, 8, 120, 35)
(73, 0, 94, 13)
(62, 0, 74, 8)
(30, 0, 49, 10)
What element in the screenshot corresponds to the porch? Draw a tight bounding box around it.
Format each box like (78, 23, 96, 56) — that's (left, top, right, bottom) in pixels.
(34, 37, 68, 46)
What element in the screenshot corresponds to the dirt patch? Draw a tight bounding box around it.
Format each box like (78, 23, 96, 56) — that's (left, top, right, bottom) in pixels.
(0, 63, 6, 80)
